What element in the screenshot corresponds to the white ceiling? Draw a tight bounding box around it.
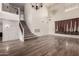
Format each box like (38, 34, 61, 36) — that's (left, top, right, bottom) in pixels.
(10, 3, 79, 11)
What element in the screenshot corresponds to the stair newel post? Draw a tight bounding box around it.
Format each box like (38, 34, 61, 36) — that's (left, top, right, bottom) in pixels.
(17, 8, 20, 24)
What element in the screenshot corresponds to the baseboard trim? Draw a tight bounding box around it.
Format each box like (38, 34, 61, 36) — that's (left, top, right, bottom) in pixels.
(51, 33, 79, 39)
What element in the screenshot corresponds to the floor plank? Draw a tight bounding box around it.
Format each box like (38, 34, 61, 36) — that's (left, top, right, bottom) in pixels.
(0, 35, 79, 56)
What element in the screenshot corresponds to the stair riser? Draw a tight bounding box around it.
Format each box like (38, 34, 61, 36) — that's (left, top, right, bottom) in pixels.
(24, 37, 37, 40)
(24, 36, 35, 38)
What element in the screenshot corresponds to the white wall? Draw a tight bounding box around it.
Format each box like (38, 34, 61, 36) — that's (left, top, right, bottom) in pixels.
(0, 4, 2, 11)
(0, 20, 2, 32)
(3, 20, 19, 41)
(1, 11, 19, 21)
(24, 4, 49, 36)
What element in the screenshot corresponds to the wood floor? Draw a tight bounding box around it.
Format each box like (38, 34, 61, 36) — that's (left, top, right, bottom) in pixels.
(0, 35, 79, 56)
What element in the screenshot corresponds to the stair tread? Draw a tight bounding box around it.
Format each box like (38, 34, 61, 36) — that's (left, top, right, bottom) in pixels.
(24, 36, 37, 40)
(24, 35, 36, 38)
(24, 36, 37, 38)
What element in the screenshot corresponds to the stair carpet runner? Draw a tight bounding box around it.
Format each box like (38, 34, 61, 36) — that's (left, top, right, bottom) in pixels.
(20, 21, 37, 40)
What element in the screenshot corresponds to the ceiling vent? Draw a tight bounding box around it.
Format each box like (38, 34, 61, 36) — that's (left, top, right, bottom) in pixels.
(34, 29, 40, 33)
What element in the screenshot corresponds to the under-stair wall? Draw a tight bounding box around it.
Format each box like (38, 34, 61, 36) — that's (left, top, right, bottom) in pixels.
(3, 20, 19, 41)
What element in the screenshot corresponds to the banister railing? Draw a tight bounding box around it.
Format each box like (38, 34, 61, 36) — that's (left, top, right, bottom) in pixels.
(19, 21, 24, 35)
(2, 3, 19, 15)
(18, 7, 24, 37)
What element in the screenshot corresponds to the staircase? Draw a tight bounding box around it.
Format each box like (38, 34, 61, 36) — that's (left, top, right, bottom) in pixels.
(20, 21, 37, 41)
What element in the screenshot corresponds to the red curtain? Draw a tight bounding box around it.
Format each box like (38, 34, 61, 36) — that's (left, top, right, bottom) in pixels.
(55, 21, 57, 32)
(72, 19, 75, 32)
(68, 20, 71, 32)
(55, 18, 79, 34)
(76, 19, 78, 32)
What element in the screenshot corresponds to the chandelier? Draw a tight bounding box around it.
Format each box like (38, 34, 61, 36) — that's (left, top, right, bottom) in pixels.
(31, 3, 43, 10)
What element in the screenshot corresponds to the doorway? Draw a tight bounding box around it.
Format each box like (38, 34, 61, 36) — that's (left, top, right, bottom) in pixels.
(0, 20, 3, 41)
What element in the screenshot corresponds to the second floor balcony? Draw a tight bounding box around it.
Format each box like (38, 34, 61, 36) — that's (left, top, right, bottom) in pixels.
(0, 3, 20, 21)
